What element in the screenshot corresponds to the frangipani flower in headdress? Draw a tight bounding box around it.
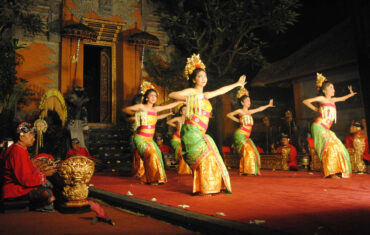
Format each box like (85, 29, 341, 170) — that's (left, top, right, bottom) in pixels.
(316, 73, 327, 90)
(237, 87, 249, 99)
(184, 54, 206, 80)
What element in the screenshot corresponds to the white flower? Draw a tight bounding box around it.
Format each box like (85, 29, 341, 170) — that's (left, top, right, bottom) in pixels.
(126, 191, 133, 196)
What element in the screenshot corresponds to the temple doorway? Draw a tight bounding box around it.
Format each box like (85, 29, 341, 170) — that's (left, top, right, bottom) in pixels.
(83, 44, 112, 123)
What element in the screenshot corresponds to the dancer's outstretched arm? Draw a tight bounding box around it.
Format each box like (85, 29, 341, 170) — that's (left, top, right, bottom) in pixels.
(154, 101, 184, 113)
(158, 112, 174, 120)
(249, 99, 275, 115)
(332, 85, 357, 102)
(226, 109, 242, 123)
(168, 88, 195, 101)
(205, 75, 246, 99)
(122, 104, 144, 116)
(167, 117, 180, 127)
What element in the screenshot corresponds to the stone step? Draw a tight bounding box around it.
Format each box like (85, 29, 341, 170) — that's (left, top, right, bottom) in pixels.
(85, 125, 133, 171)
(89, 140, 130, 146)
(88, 141, 130, 149)
(88, 133, 131, 139)
(89, 147, 130, 154)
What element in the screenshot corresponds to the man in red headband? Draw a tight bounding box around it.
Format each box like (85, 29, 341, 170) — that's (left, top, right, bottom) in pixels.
(275, 133, 298, 171)
(1, 122, 56, 211)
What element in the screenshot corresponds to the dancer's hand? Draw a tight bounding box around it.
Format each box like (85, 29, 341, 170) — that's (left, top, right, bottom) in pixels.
(44, 166, 57, 177)
(236, 75, 247, 87)
(269, 99, 275, 107)
(348, 85, 357, 95)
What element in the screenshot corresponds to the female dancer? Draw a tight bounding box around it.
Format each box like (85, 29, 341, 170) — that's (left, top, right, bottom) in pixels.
(168, 54, 246, 195)
(167, 105, 192, 175)
(128, 94, 173, 179)
(302, 73, 356, 178)
(226, 87, 274, 176)
(123, 83, 183, 184)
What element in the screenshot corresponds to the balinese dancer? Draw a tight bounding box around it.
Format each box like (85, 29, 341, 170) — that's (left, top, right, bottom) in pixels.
(226, 87, 274, 176)
(122, 81, 183, 184)
(167, 105, 192, 175)
(302, 73, 356, 178)
(168, 54, 246, 195)
(128, 93, 173, 179)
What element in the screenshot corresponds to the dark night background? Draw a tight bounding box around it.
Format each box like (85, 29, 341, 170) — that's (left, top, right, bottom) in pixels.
(263, 0, 349, 62)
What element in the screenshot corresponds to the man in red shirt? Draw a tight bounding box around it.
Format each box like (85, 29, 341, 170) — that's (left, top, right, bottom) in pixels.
(155, 135, 174, 169)
(1, 122, 56, 211)
(345, 122, 370, 160)
(276, 133, 298, 171)
(65, 138, 102, 170)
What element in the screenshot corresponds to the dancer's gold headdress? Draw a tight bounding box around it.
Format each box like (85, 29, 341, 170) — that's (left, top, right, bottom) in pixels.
(184, 54, 206, 80)
(237, 87, 249, 98)
(316, 73, 327, 90)
(140, 80, 156, 95)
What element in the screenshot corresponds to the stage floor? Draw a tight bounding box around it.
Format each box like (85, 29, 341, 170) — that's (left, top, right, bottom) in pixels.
(90, 170, 370, 234)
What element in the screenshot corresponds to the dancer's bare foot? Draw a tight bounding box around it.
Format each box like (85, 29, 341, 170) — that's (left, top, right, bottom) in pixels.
(327, 174, 340, 179)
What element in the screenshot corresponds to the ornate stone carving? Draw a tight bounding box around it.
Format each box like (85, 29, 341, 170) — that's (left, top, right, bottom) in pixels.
(68, 0, 138, 27)
(260, 154, 283, 170)
(58, 155, 95, 202)
(309, 146, 321, 171)
(281, 146, 290, 171)
(352, 135, 367, 173)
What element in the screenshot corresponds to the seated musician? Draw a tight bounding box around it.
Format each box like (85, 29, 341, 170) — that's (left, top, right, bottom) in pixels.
(66, 138, 102, 169)
(275, 133, 298, 171)
(1, 122, 56, 211)
(155, 135, 174, 169)
(345, 121, 369, 173)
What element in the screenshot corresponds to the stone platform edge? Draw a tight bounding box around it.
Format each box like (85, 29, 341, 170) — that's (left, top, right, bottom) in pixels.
(89, 187, 284, 235)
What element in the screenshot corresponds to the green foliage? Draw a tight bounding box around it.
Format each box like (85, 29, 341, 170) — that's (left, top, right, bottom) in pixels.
(150, 0, 300, 87)
(0, 0, 44, 39)
(0, 0, 44, 139)
(144, 50, 187, 101)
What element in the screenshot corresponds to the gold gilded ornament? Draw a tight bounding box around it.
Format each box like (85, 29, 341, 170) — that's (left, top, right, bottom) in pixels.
(281, 146, 291, 171)
(237, 87, 249, 98)
(184, 54, 206, 80)
(285, 110, 293, 123)
(58, 155, 95, 201)
(263, 116, 270, 127)
(34, 118, 48, 154)
(140, 80, 156, 95)
(39, 89, 68, 127)
(316, 73, 327, 89)
(353, 134, 367, 173)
